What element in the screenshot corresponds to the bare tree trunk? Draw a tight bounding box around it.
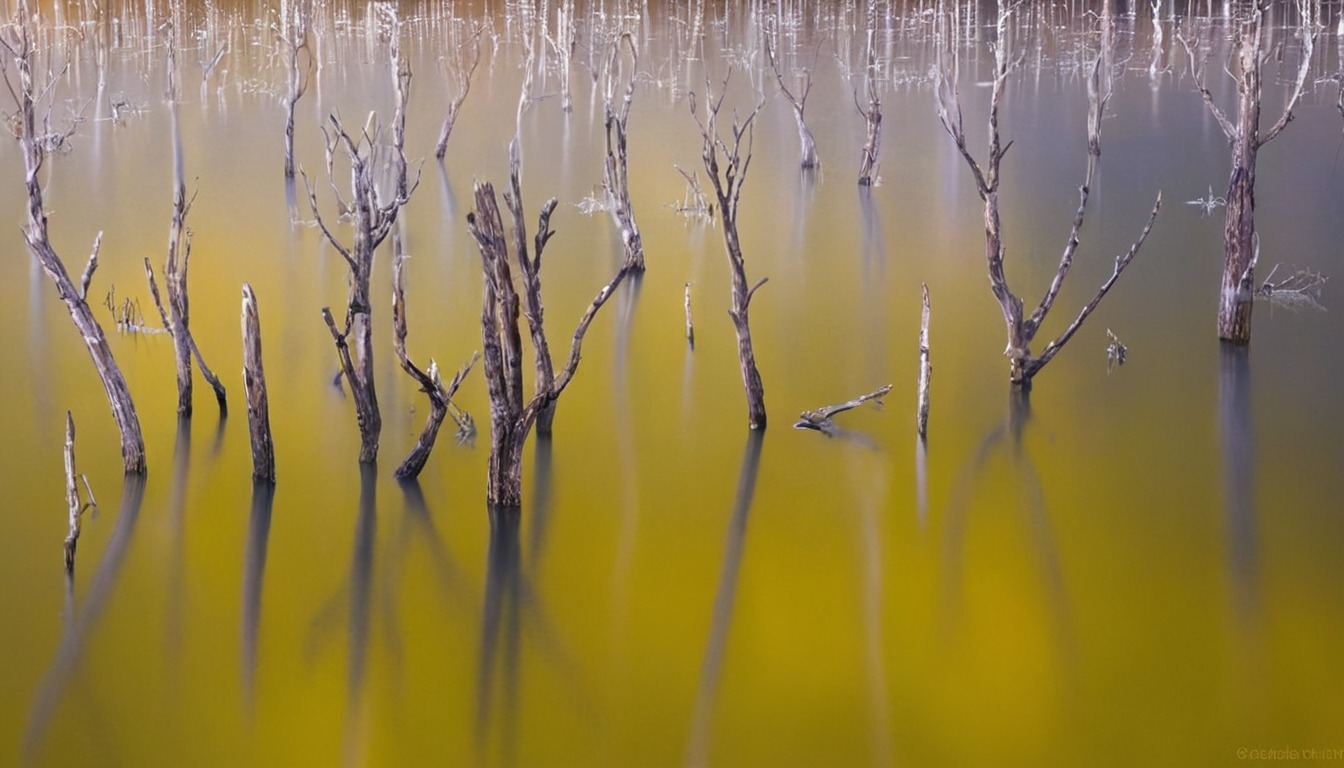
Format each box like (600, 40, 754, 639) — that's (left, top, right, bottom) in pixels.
(690, 79, 768, 429)
(63, 412, 98, 573)
(303, 9, 417, 463)
(241, 284, 275, 484)
(281, 0, 312, 180)
(468, 181, 629, 508)
(934, 1, 1160, 386)
(146, 20, 226, 416)
(1181, 1, 1316, 344)
(2, 8, 146, 474)
(765, 32, 819, 169)
(603, 34, 645, 272)
(856, 31, 882, 186)
(434, 26, 481, 160)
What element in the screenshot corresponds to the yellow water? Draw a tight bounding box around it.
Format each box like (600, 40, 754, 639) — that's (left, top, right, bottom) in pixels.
(3, 2, 1344, 766)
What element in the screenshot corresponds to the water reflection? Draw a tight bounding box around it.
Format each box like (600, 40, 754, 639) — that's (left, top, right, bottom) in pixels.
(476, 505, 523, 767)
(942, 388, 1073, 664)
(24, 474, 147, 763)
(611, 273, 643, 631)
(397, 478, 468, 602)
(858, 185, 885, 278)
(241, 480, 276, 709)
(686, 430, 764, 768)
(344, 462, 378, 767)
(165, 416, 192, 666)
(1218, 343, 1257, 627)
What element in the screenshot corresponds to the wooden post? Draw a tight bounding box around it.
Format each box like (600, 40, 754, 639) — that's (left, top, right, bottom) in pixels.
(684, 282, 695, 347)
(917, 283, 931, 440)
(241, 284, 275, 484)
(2, 5, 146, 474)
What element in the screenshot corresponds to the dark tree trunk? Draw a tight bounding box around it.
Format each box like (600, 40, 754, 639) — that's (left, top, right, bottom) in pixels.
(241, 284, 275, 484)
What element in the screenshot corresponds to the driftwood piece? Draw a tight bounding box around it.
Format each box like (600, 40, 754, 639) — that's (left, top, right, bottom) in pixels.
(917, 283, 931, 439)
(690, 76, 768, 429)
(795, 385, 893, 436)
(602, 33, 645, 271)
(1, 7, 146, 474)
(1178, 1, 1317, 343)
(62, 412, 98, 574)
(933, 3, 1160, 385)
(241, 283, 275, 484)
(391, 234, 478, 479)
(467, 181, 630, 508)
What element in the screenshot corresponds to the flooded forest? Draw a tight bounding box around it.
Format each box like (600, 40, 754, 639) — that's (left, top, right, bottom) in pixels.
(3, 0, 1343, 765)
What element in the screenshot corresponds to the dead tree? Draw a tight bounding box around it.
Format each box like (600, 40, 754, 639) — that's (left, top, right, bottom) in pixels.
(145, 20, 226, 417)
(602, 33, 645, 272)
(933, 2, 1161, 386)
(917, 283, 931, 439)
(241, 284, 275, 484)
(467, 181, 630, 509)
(434, 24, 481, 160)
(391, 234, 477, 479)
(690, 77, 768, 429)
(62, 412, 98, 574)
(1179, 1, 1317, 343)
(794, 384, 892, 436)
(304, 14, 416, 463)
(855, 31, 882, 186)
(765, 33, 819, 170)
(1, 7, 146, 474)
(280, 0, 313, 179)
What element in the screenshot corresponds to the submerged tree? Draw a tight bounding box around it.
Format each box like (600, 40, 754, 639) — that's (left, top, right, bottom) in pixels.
(765, 28, 819, 170)
(467, 180, 630, 508)
(933, 1, 1161, 386)
(279, 0, 313, 180)
(305, 8, 417, 463)
(145, 19, 227, 417)
(1, 4, 146, 473)
(602, 33, 645, 272)
(690, 77, 768, 429)
(1179, 0, 1317, 343)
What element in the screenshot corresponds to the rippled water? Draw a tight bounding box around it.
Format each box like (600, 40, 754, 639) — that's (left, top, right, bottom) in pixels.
(2, 1, 1343, 765)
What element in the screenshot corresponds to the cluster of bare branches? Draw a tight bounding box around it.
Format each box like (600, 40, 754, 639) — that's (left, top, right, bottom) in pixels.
(933, 1, 1161, 386)
(1258, 262, 1329, 313)
(304, 7, 419, 463)
(1178, 0, 1318, 343)
(690, 76, 768, 428)
(434, 24, 482, 160)
(765, 25, 819, 170)
(279, 0, 313, 181)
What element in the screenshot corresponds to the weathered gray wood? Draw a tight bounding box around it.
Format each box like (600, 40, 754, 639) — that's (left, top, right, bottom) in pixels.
(795, 385, 892, 436)
(765, 32, 819, 169)
(2, 9, 146, 474)
(241, 284, 275, 484)
(468, 181, 629, 508)
(856, 31, 882, 186)
(603, 34, 645, 271)
(434, 25, 480, 160)
(302, 13, 415, 463)
(391, 235, 478, 479)
(63, 412, 98, 574)
(684, 282, 695, 347)
(690, 78, 768, 429)
(281, 0, 312, 180)
(917, 283, 931, 440)
(1180, 2, 1315, 344)
(934, 3, 1159, 385)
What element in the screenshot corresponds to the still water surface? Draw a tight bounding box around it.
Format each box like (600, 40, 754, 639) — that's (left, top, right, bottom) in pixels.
(2, 1, 1343, 765)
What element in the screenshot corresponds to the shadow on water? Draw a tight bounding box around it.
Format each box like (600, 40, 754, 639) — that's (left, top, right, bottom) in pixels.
(858, 185, 886, 279)
(397, 478, 469, 605)
(438, 159, 458, 222)
(527, 433, 554, 572)
(24, 474, 147, 763)
(1218, 342, 1258, 629)
(477, 504, 523, 767)
(686, 429, 765, 768)
(241, 480, 276, 711)
(166, 416, 191, 668)
(941, 387, 1074, 665)
(611, 273, 643, 634)
(343, 462, 378, 767)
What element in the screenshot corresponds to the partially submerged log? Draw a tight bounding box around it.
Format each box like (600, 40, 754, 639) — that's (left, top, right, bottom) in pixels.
(1, 7, 146, 474)
(241, 284, 275, 484)
(62, 412, 99, 574)
(795, 384, 892, 436)
(391, 235, 478, 480)
(467, 181, 629, 508)
(690, 76, 768, 429)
